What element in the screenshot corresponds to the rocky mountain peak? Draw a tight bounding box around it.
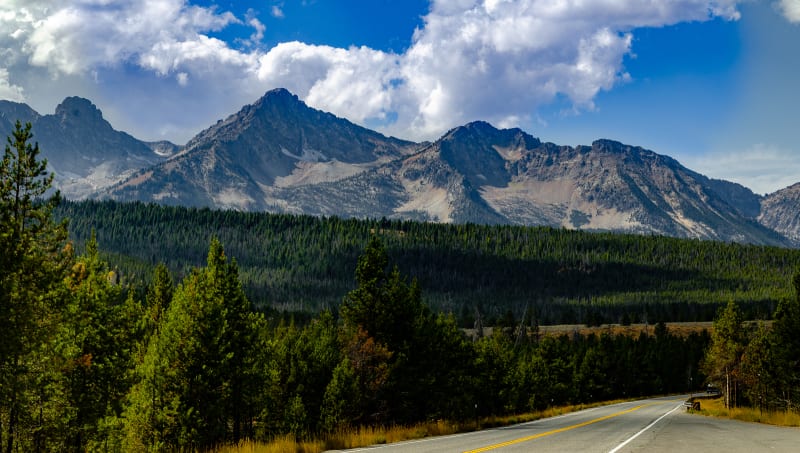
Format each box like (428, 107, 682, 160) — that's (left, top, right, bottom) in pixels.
(26, 97, 168, 198)
(54, 97, 105, 124)
(444, 121, 541, 149)
(590, 138, 684, 171)
(185, 88, 330, 150)
(458, 120, 497, 135)
(759, 183, 800, 244)
(244, 87, 313, 119)
(259, 87, 297, 103)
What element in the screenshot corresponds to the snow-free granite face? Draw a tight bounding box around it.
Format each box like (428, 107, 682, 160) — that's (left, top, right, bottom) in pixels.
(759, 183, 800, 245)
(0, 97, 178, 198)
(103, 88, 420, 211)
(2, 89, 798, 246)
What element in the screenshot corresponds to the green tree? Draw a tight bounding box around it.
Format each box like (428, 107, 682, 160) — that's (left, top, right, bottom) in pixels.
(123, 238, 258, 450)
(769, 272, 800, 411)
(0, 121, 69, 452)
(60, 232, 141, 451)
(703, 300, 747, 408)
(144, 263, 174, 338)
(320, 358, 359, 431)
(340, 237, 427, 422)
(341, 236, 424, 350)
(740, 323, 773, 411)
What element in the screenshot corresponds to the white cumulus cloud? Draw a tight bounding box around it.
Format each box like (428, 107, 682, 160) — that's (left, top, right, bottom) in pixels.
(254, 0, 744, 140)
(0, 0, 755, 143)
(777, 0, 800, 22)
(0, 68, 25, 102)
(23, 0, 239, 75)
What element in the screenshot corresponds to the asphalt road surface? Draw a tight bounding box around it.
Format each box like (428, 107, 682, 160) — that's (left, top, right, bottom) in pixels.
(329, 396, 800, 452)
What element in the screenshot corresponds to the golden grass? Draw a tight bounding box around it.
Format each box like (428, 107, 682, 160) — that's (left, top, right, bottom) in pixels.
(215, 400, 629, 453)
(538, 322, 715, 338)
(697, 397, 800, 427)
(216, 435, 325, 453)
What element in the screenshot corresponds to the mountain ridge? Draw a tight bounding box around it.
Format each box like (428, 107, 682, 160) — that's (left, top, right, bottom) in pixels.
(1, 89, 797, 247)
(0, 97, 178, 198)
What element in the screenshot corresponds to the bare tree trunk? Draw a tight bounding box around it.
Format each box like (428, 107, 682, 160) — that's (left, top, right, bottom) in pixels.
(725, 369, 731, 409)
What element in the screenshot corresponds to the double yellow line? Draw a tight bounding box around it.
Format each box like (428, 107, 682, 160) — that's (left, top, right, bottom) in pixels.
(463, 403, 654, 453)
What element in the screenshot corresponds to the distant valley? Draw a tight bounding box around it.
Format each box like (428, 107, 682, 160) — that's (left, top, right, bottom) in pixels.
(1, 89, 798, 247)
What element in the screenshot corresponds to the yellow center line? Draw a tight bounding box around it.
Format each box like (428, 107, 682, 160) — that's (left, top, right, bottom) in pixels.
(463, 402, 660, 453)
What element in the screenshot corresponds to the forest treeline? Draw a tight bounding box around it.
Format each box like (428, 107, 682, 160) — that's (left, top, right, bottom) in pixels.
(56, 198, 800, 325)
(2, 121, 799, 451)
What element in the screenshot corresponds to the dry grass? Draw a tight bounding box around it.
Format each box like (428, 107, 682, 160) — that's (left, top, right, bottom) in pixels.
(697, 397, 800, 427)
(538, 322, 715, 338)
(467, 322, 718, 340)
(216, 436, 325, 453)
(215, 400, 628, 453)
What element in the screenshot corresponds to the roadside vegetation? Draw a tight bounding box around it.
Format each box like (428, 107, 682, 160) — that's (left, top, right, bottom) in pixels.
(697, 397, 800, 427)
(701, 276, 800, 416)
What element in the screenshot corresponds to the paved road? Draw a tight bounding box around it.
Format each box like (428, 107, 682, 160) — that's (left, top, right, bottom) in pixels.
(329, 396, 800, 452)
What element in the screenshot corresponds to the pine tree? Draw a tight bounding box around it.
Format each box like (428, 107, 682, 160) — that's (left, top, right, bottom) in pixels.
(0, 121, 69, 452)
(60, 232, 140, 450)
(123, 238, 258, 450)
(320, 358, 359, 431)
(341, 236, 424, 353)
(769, 272, 800, 411)
(703, 300, 747, 408)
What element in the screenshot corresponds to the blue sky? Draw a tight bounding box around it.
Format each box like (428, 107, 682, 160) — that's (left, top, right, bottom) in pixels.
(1, 0, 799, 194)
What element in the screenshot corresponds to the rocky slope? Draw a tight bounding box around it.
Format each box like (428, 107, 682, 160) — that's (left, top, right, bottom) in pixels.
(0, 100, 41, 133)
(104, 88, 420, 210)
(0, 97, 177, 198)
(100, 91, 795, 246)
(269, 121, 788, 245)
(759, 183, 800, 245)
(2, 89, 798, 246)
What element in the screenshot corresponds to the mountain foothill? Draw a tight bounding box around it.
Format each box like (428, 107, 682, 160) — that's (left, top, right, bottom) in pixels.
(1, 88, 797, 247)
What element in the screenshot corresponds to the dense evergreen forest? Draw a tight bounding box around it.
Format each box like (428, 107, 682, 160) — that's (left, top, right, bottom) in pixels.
(56, 198, 800, 325)
(2, 122, 799, 451)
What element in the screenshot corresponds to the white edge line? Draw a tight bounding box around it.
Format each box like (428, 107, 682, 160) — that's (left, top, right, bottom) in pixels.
(608, 403, 682, 453)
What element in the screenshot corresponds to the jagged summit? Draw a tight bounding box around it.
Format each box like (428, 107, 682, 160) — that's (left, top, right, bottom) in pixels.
(55, 97, 104, 121)
(258, 87, 297, 102)
(105, 89, 420, 210)
(240, 88, 311, 118)
(2, 88, 797, 246)
(0, 97, 174, 198)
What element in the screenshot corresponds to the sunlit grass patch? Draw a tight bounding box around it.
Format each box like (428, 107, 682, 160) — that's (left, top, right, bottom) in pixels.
(217, 436, 325, 453)
(697, 397, 800, 427)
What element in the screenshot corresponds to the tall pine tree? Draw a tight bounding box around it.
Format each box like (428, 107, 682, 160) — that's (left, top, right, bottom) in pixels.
(123, 238, 259, 450)
(769, 272, 800, 411)
(0, 121, 69, 452)
(703, 300, 747, 408)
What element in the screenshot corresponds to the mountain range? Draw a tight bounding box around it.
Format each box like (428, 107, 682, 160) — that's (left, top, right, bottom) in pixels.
(1, 88, 798, 247)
